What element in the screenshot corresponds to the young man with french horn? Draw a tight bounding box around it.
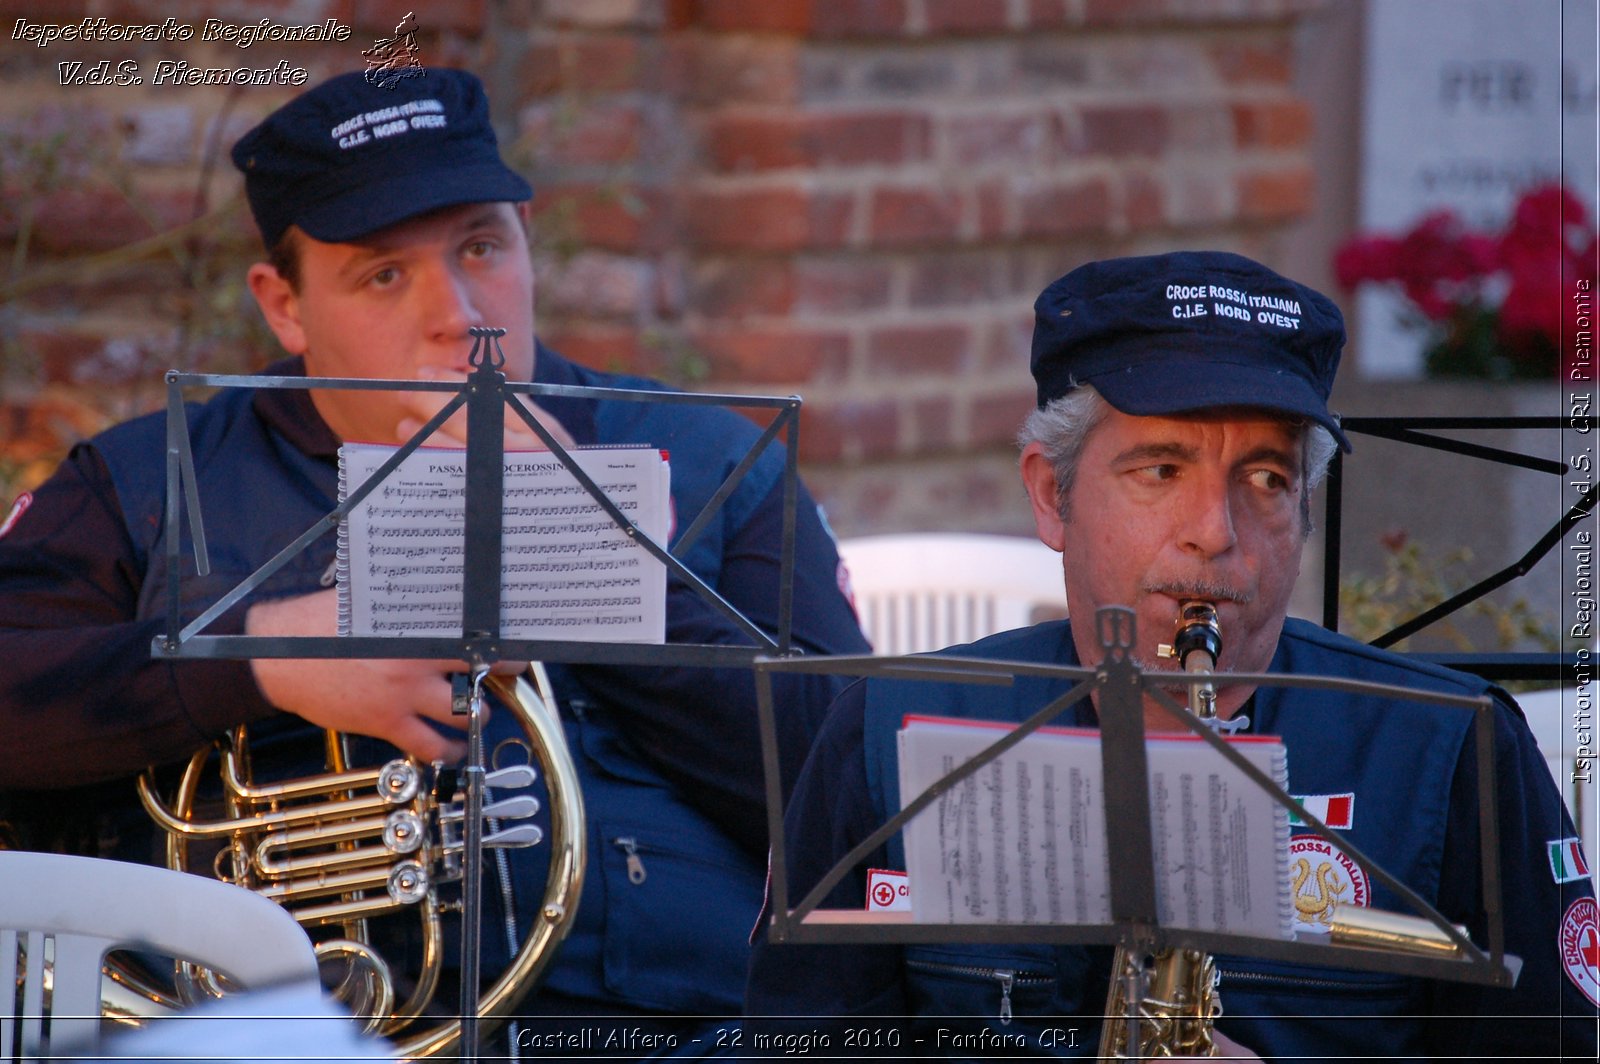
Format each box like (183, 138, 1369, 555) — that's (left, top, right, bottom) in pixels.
(0, 69, 869, 1053)
(747, 252, 1599, 1059)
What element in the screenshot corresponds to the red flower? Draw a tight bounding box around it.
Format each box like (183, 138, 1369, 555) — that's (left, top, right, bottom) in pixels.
(1390, 210, 1496, 322)
(1333, 235, 1401, 288)
(1332, 183, 1598, 380)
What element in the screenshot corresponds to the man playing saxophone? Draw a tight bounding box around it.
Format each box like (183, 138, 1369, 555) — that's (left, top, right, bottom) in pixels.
(747, 252, 1598, 1058)
(0, 68, 869, 1053)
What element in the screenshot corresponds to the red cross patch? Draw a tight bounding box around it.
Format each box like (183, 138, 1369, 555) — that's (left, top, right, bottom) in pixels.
(1559, 896, 1599, 1006)
(865, 867, 911, 913)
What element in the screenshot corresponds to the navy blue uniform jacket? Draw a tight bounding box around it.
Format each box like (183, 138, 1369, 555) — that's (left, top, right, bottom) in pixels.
(747, 620, 1599, 1060)
(0, 346, 869, 1021)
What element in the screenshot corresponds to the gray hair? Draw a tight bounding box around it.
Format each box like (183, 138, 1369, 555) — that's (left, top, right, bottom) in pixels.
(1017, 385, 1338, 533)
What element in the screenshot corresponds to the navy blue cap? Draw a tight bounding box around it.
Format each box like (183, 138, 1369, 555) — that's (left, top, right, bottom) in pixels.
(1031, 251, 1350, 451)
(232, 69, 532, 247)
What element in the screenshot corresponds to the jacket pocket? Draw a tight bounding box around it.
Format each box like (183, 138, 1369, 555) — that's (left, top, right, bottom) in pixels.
(1217, 958, 1426, 1060)
(903, 945, 1062, 1024)
(597, 819, 765, 1013)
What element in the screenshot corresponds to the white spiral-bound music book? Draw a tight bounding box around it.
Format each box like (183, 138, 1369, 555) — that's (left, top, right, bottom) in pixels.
(336, 441, 670, 642)
(897, 715, 1294, 940)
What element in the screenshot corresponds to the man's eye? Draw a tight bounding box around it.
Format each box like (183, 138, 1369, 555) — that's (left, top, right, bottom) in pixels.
(368, 266, 400, 288)
(1133, 464, 1179, 483)
(464, 240, 495, 259)
(1245, 468, 1289, 491)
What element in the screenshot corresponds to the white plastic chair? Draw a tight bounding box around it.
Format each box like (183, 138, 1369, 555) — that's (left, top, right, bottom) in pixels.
(0, 850, 322, 1061)
(103, 981, 394, 1064)
(837, 533, 1066, 655)
(1513, 686, 1598, 888)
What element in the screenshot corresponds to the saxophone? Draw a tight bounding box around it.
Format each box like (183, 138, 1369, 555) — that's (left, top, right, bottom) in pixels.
(1098, 601, 1225, 1059)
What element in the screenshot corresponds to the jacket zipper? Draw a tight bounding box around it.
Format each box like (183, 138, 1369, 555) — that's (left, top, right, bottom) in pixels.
(904, 959, 1053, 1024)
(1219, 966, 1402, 994)
(612, 836, 647, 884)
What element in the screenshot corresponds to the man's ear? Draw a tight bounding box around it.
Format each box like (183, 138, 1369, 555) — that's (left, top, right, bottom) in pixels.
(1020, 441, 1067, 552)
(246, 262, 307, 355)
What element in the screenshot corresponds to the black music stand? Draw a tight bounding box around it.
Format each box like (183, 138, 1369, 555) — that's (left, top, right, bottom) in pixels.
(152, 329, 810, 1060)
(753, 606, 1521, 1058)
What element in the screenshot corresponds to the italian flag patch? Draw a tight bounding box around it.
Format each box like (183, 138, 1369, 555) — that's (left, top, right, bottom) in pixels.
(1548, 838, 1591, 884)
(1288, 793, 1355, 830)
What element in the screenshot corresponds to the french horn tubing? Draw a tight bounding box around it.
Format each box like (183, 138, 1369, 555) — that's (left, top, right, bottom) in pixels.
(133, 665, 585, 1059)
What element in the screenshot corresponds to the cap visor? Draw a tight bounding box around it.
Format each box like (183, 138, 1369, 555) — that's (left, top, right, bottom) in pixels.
(295, 162, 533, 244)
(1087, 361, 1352, 452)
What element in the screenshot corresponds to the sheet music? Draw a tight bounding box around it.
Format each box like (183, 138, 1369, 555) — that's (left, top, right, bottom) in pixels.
(337, 442, 669, 642)
(897, 716, 1293, 940)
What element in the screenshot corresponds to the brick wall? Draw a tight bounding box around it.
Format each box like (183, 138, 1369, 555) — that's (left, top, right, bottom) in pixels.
(0, 0, 1328, 536)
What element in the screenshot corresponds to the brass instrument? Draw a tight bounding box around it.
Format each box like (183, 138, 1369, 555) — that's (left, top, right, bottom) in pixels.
(132, 667, 585, 1059)
(1099, 602, 1224, 1059)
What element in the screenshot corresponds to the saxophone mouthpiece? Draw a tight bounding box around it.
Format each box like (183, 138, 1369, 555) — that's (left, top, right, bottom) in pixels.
(1172, 600, 1221, 673)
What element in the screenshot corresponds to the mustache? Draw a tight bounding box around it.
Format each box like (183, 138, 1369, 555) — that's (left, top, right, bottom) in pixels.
(1140, 579, 1253, 605)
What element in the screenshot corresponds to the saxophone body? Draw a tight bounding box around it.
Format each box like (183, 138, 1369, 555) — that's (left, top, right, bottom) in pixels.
(1098, 601, 1225, 1060)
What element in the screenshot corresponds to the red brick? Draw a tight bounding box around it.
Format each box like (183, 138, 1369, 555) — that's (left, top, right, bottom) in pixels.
(704, 111, 931, 172)
(694, 326, 851, 385)
(969, 387, 1035, 446)
(911, 395, 957, 450)
(1024, 0, 1075, 27)
(924, 0, 1012, 35)
(1015, 177, 1113, 240)
(809, 0, 910, 37)
(1079, 0, 1319, 28)
(539, 0, 666, 30)
(1237, 165, 1315, 222)
(946, 113, 1046, 167)
(539, 325, 648, 376)
(800, 397, 900, 462)
(1231, 99, 1313, 149)
(27, 330, 104, 386)
(523, 102, 643, 166)
(523, 36, 653, 96)
(689, 259, 797, 318)
(1113, 171, 1161, 232)
(779, 406, 838, 463)
(1166, 171, 1234, 227)
(1075, 104, 1169, 157)
(93, 1, 356, 23)
(679, 37, 801, 106)
(20, 185, 196, 254)
(353, 0, 485, 33)
(0, 388, 112, 468)
(793, 258, 894, 313)
(974, 181, 1009, 239)
(869, 185, 963, 246)
(908, 251, 1019, 308)
(538, 253, 653, 320)
(692, 0, 814, 34)
(979, 314, 1034, 372)
(866, 323, 971, 377)
(929, 468, 1028, 532)
(685, 186, 854, 251)
(532, 185, 671, 253)
(1210, 39, 1295, 85)
(664, 0, 696, 31)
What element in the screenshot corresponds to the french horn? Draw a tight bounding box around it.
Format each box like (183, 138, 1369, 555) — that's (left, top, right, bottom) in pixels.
(132, 666, 585, 1058)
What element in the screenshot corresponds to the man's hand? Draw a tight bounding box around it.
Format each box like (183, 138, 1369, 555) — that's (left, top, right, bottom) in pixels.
(245, 589, 522, 764)
(395, 367, 577, 452)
